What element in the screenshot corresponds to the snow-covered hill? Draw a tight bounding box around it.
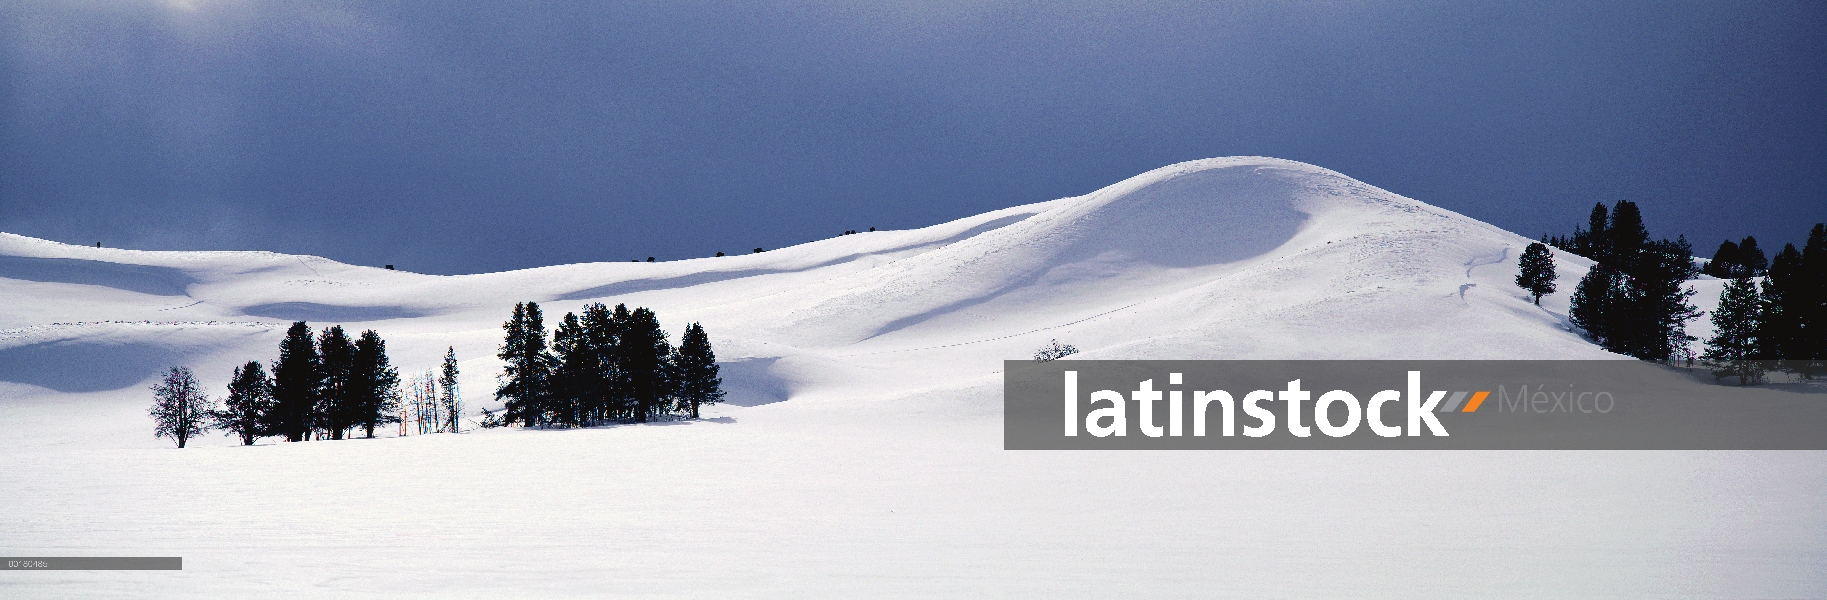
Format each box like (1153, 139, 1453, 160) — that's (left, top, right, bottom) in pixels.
(0, 158, 1613, 410)
(2, 157, 1820, 598)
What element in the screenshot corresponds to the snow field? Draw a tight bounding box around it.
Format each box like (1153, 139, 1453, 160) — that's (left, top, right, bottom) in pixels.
(2, 157, 1821, 597)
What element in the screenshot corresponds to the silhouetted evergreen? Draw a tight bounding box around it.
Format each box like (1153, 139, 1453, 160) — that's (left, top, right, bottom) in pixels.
(270, 321, 321, 442)
(440, 347, 462, 433)
(1515, 242, 1557, 305)
(1624, 237, 1700, 361)
(488, 301, 722, 427)
(603, 303, 638, 420)
(673, 322, 724, 419)
(1704, 276, 1764, 384)
(551, 311, 591, 427)
(1737, 236, 1767, 276)
(1759, 244, 1805, 365)
(1565, 201, 1698, 361)
(1704, 240, 1741, 277)
(619, 306, 673, 422)
(580, 303, 622, 423)
(351, 329, 402, 438)
(1604, 201, 1650, 267)
(1572, 203, 1610, 260)
(1569, 265, 1619, 345)
(1793, 224, 1827, 376)
(317, 325, 357, 439)
(1704, 236, 1769, 278)
(497, 301, 555, 427)
(216, 361, 273, 446)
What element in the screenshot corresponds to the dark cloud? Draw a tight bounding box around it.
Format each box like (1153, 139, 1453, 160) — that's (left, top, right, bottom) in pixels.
(3, 1, 1822, 274)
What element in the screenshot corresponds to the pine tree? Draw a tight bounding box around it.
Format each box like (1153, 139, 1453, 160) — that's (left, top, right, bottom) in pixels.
(317, 325, 357, 440)
(1759, 244, 1805, 367)
(580, 303, 621, 424)
(497, 301, 555, 427)
(498, 302, 529, 423)
(1706, 240, 1740, 278)
(1568, 202, 1608, 260)
(1704, 277, 1764, 385)
(1515, 242, 1557, 305)
(603, 303, 639, 420)
(1569, 265, 1621, 346)
(270, 321, 321, 442)
(439, 347, 461, 433)
(1622, 237, 1699, 362)
(1565, 202, 1699, 362)
(672, 322, 724, 419)
(149, 366, 213, 448)
(550, 311, 589, 427)
(351, 329, 402, 438)
(215, 361, 273, 446)
(1794, 223, 1827, 377)
(618, 306, 672, 422)
(1736, 236, 1767, 277)
(1604, 200, 1649, 270)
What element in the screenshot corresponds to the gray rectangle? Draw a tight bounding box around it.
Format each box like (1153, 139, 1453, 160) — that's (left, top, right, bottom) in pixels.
(3, 557, 181, 570)
(1005, 360, 1827, 450)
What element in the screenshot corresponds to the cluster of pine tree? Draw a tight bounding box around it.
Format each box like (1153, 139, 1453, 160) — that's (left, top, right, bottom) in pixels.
(1702, 223, 1827, 383)
(1560, 201, 1702, 361)
(216, 322, 408, 444)
(1701, 236, 1769, 279)
(495, 301, 723, 428)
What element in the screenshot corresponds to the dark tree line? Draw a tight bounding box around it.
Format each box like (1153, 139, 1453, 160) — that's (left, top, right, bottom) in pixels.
(148, 322, 417, 447)
(1702, 223, 1827, 382)
(495, 301, 723, 428)
(217, 322, 406, 445)
(1556, 201, 1702, 361)
(1702, 236, 1769, 279)
(1547, 202, 1827, 372)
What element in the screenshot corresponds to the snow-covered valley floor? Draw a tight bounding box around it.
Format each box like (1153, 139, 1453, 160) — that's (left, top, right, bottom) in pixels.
(2, 157, 1822, 597)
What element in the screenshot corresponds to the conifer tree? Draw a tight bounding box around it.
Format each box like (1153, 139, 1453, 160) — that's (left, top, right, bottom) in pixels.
(550, 311, 590, 427)
(604, 303, 638, 420)
(1604, 200, 1649, 269)
(1759, 244, 1805, 367)
(1706, 240, 1741, 278)
(497, 302, 555, 427)
(1704, 276, 1764, 384)
(672, 322, 724, 419)
(1622, 237, 1699, 361)
(1568, 202, 1608, 260)
(440, 347, 461, 433)
(1735, 236, 1767, 277)
(215, 361, 273, 446)
(1515, 242, 1557, 305)
(1565, 202, 1698, 362)
(580, 303, 621, 423)
(618, 306, 672, 422)
(270, 321, 321, 442)
(150, 366, 213, 448)
(1569, 265, 1621, 345)
(317, 325, 357, 439)
(351, 329, 402, 438)
(1794, 223, 1827, 377)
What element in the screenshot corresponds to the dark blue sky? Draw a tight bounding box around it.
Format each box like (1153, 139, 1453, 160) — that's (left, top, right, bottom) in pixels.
(3, 1, 1822, 274)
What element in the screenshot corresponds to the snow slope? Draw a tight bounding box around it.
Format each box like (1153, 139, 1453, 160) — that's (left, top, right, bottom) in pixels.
(1, 157, 1821, 597)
